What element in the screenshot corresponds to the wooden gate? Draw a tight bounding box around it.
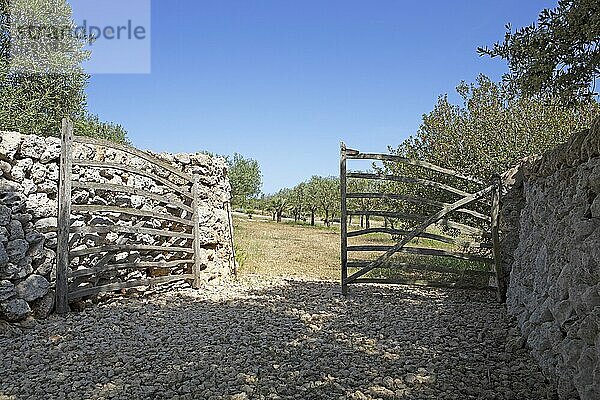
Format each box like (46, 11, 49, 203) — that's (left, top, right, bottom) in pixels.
(340, 143, 504, 300)
(55, 119, 207, 313)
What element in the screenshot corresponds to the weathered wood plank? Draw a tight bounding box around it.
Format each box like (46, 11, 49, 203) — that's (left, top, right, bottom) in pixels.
(192, 175, 203, 289)
(346, 192, 490, 221)
(73, 135, 192, 181)
(346, 172, 472, 197)
(350, 278, 493, 290)
(71, 204, 193, 226)
(346, 245, 494, 264)
(69, 259, 194, 279)
(346, 260, 494, 276)
(74, 160, 193, 199)
(56, 119, 73, 315)
(491, 177, 505, 302)
(346, 227, 492, 249)
(340, 143, 349, 296)
(347, 192, 442, 207)
(68, 274, 194, 300)
(72, 181, 193, 213)
(437, 219, 484, 236)
(345, 183, 496, 284)
(70, 244, 194, 258)
(71, 225, 194, 239)
(347, 210, 427, 221)
(345, 152, 484, 184)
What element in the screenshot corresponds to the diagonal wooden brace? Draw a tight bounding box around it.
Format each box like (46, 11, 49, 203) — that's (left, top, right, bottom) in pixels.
(344, 183, 497, 284)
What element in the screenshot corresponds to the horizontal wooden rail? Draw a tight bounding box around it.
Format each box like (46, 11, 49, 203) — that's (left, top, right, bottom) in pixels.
(346, 260, 494, 276)
(71, 225, 194, 240)
(347, 192, 442, 207)
(74, 160, 193, 199)
(350, 278, 492, 290)
(69, 259, 194, 279)
(70, 244, 194, 258)
(346, 172, 471, 197)
(68, 274, 193, 300)
(71, 205, 193, 226)
(72, 181, 193, 213)
(438, 219, 484, 236)
(346, 192, 490, 221)
(73, 135, 193, 181)
(346, 245, 494, 264)
(347, 210, 427, 221)
(345, 151, 484, 184)
(346, 227, 493, 249)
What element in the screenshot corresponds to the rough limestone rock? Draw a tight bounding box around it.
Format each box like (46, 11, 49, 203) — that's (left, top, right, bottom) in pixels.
(502, 120, 600, 400)
(32, 289, 54, 319)
(0, 205, 10, 225)
(6, 239, 28, 263)
(0, 132, 21, 159)
(0, 297, 31, 321)
(0, 280, 15, 301)
(19, 135, 46, 159)
(0, 242, 8, 265)
(16, 274, 49, 302)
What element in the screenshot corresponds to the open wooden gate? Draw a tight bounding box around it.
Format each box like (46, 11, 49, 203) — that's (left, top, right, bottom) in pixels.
(340, 143, 504, 300)
(55, 119, 208, 314)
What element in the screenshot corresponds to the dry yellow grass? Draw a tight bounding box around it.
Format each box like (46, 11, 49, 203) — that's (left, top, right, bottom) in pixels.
(233, 215, 492, 288)
(233, 216, 341, 281)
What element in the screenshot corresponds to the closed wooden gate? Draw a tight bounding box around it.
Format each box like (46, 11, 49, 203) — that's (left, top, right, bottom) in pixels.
(340, 143, 504, 300)
(55, 119, 208, 313)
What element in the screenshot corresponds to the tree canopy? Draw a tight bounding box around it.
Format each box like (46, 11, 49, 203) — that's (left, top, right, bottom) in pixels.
(479, 0, 600, 102)
(394, 75, 599, 181)
(0, 0, 128, 142)
(228, 153, 263, 208)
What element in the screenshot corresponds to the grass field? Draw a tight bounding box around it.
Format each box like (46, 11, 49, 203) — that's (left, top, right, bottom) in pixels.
(233, 216, 341, 280)
(233, 215, 494, 288)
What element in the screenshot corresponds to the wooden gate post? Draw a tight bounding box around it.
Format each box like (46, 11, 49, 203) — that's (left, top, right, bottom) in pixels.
(340, 142, 348, 296)
(491, 175, 505, 302)
(56, 118, 73, 314)
(191, 174, 203, 289)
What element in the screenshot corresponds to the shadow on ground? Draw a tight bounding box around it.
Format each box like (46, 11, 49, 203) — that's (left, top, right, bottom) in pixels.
(0, 279, 555, 400)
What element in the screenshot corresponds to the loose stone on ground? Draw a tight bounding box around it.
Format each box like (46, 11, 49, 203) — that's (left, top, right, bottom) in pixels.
(0, 277, 556, 400)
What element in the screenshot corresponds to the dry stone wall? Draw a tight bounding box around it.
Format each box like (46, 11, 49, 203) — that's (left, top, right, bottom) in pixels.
(502, 120, 600, 400)
(0, 131, 234, 323)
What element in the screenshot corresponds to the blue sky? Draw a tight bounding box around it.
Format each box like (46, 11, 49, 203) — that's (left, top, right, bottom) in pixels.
(84, 0, 555, 194)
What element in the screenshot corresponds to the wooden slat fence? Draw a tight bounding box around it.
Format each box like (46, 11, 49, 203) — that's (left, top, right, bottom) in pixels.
(55, 119, 209, 313)
(340, 143, 505, 301)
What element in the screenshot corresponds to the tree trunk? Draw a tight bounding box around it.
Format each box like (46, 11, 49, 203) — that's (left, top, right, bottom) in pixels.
(325, 209, 330, 227)
(365, 215, 370, 229)
(272, 212, 276, 221)
(360, 215, 364, 228)
(277, 210, 282, 223)
(310, 211, 315, 226)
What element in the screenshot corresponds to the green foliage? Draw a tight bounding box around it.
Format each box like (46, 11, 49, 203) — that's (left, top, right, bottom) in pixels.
(228, 153, 262, 208)
(0, 0, 87, 135)
(0, 0, 129, 141)
(313, 176, 339, 226)
(233, 243, 248, 270)
(479, 0, 600, 102)
(74, 114, 129, 144)
(395, 75, 599, 181)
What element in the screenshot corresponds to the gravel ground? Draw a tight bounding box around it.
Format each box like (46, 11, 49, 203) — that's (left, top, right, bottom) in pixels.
(1, 276, 556, 400)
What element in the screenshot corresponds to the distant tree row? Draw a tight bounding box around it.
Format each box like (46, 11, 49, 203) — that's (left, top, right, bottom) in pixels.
(255, 176, 340, 227)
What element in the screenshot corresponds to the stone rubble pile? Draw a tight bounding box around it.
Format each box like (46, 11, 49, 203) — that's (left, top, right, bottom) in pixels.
(0, 131, 234, 323)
